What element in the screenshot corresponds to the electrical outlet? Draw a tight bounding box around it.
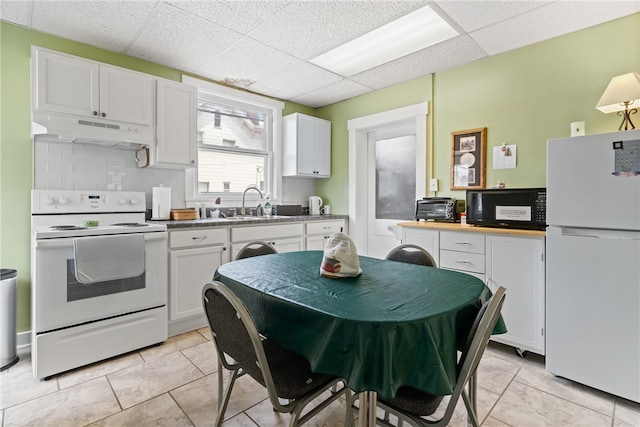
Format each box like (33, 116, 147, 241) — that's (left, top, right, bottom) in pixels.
(429, 178, 438, 192)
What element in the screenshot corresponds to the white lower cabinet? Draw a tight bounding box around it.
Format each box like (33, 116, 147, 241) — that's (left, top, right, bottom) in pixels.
(168, 218, 347, 335)
(402, 228, 439, 266)
(305, 220, 346, 250)
(168, 228, 228, 335)
(402, 226, 546, 355)
(231, 223, 303, 260)
(439, 231, 485, 281)
(486, 235, 545, 355)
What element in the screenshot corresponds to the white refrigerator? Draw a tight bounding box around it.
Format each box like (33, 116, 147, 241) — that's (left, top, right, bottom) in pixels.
(546, 129, 640, 403)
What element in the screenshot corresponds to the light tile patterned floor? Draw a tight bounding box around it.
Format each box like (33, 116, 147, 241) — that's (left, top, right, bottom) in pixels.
(2, 328, 639, 426)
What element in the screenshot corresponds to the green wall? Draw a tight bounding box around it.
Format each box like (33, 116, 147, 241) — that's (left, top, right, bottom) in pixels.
(317, 13, 640, 207)
(2, 14, 639, 333)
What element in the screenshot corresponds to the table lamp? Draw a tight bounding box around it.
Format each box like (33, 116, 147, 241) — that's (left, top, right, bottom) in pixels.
(595, 72, 640, 131)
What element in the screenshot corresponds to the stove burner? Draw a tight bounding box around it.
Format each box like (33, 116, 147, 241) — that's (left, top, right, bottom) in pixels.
(50, 225, 87, 231)
(111, 222, 149, 227)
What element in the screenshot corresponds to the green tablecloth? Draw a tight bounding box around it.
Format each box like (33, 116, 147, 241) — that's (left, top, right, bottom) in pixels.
(214, 250, 506, 399)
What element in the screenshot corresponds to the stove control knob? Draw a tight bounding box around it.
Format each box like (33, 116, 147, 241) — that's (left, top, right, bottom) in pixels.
(129, 198, 139, 205)
(58, 197, 68, 205)
(120, 198, 128, 205)
(45, 197, 56, 205)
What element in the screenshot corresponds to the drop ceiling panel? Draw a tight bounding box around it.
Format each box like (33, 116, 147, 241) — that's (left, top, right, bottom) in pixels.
(249, 61, 343, 101)
(351, 35, 486, 90)
(0, 0, 32, 27)
(471, 1, 640, 56)
(127, 2, 243, 72)
(167, 0, 288, 35)
(31, 1, 156, 53)
(290, 79, 373, 108)
(435, 1, 552, 33)
(195, 37, 300, 85)
(248, 1, 426, 60)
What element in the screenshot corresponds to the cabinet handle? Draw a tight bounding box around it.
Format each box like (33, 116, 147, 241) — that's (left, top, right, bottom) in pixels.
(191, 236, 208, 241)
(222, 246, 227, 251)
(93, 111, 98, 116)
(101, 112, 107, 117)
(455, 241, 471, 245)
(455, 260, 471, 264)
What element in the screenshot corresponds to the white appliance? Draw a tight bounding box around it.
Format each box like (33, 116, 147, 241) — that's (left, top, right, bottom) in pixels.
(309, 196, 323, 215)
(546, 129, 640, 403)
(31, 190, 168, 379)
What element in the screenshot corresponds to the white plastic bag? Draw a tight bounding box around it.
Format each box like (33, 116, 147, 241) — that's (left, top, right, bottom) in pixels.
(320, 232, 362, 278)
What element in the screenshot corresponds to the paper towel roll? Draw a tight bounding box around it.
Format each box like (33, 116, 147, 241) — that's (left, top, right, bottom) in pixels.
(152, 186, 171, 219)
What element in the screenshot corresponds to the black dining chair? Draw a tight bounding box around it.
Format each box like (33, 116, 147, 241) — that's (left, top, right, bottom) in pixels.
(385, 244, 437, 267)
(235, 240, 278, 260)
(202, 280, 350, 426)
(345, 286, 506, 427)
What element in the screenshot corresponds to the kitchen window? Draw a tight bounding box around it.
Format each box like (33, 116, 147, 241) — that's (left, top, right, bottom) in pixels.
(183, 76, 284, 203)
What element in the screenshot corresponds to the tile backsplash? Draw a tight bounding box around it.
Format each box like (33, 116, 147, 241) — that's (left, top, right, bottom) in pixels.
(34, 140, 185, 209)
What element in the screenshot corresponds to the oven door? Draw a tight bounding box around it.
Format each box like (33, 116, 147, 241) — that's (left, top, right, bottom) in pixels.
(32, 232, 167, 332)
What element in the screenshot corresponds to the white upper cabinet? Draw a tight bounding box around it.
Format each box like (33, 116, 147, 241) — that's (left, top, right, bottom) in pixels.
(32, 47, 153, 126)
(99, 64, 153, 125)
(153, 79, 197, 167)
(282, 113, 331, 178)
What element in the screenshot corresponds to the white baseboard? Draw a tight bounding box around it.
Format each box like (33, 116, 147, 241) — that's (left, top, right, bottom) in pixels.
(17, 330, 31, 352)
(168, 315, 208, 337)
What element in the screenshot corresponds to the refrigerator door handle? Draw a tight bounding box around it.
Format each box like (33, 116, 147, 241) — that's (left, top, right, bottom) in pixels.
(560, 227, 640, 240)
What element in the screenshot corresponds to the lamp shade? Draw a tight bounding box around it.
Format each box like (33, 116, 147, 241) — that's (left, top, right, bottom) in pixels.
(595, 72, 640, 113)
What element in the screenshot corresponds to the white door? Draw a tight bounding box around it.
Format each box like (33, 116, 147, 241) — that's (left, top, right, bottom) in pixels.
(366, 122, 417, 258)
(348, 102, 428, 257)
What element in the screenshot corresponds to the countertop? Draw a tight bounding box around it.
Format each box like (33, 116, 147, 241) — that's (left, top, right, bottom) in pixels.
(149, 214, 348, 229)
(397, 221, 546, 237)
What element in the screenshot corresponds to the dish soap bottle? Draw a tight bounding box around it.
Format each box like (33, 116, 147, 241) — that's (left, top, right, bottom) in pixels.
(263, 194, 272, 216)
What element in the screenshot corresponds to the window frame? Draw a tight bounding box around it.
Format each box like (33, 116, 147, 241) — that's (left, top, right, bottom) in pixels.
(183, 76, 284, 205)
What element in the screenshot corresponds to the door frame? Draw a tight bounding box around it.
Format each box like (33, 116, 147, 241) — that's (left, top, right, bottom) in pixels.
(347, 102, 429, 255)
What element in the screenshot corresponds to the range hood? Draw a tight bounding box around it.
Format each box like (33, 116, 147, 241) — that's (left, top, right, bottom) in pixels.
(32, 111, 153, 148)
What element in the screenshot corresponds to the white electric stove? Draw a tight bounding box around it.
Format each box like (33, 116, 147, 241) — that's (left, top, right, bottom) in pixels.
(31, 189, 168, 379)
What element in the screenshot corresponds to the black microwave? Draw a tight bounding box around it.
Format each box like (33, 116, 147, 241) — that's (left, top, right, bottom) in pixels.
(466, 188, 547, 230)
(415, 197, 465, 222)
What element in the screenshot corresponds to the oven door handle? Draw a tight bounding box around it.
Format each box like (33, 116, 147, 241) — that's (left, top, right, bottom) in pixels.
(35, 232, 167, 248)
(34, 238, 74, 249)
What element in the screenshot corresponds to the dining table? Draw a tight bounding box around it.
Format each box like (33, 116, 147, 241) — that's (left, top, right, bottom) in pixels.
(213, 250, 506, 426)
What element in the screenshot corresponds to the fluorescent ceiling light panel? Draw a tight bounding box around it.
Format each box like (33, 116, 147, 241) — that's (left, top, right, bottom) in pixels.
(310, 5, 458, 77)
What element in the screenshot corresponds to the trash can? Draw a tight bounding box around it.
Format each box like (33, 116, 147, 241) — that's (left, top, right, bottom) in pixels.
(1, 269, 19, 371)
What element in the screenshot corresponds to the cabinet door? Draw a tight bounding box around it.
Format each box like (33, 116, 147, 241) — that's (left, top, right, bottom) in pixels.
(100, 64, 153, 125)
(306, 235, 328, 251)
(486, 235, 545, 355)
(33, 48, 99, 117)
(402, 228, 439, 266)
(297, 114, 317, 176)
(231, 237, 303, 259)
(155, 79, 196, 166)
(271, 237, 303, 253)
(314, 119, 331, 177)
(169, 245, 227, 321)
(283, 113, 331, 178)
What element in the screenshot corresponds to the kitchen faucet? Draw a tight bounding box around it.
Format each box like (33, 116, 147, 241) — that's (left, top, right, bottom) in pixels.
(241, 186, 263, 216)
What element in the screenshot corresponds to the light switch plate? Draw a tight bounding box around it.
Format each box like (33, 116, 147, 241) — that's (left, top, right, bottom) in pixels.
(429, 178, 438, 192)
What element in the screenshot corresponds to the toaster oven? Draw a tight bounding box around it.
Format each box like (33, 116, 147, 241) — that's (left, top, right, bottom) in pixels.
(415, 197, 464, 222)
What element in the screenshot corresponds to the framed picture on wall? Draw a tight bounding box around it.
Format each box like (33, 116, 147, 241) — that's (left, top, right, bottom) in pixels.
(451, 127, 486, 190)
